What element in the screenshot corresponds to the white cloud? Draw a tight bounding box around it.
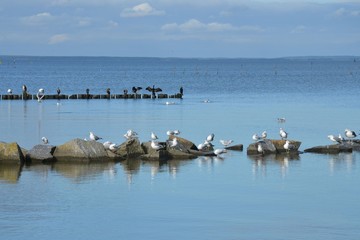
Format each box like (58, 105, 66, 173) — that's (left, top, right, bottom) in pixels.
(334, 7, 360, 17)
(121, 2, 165, 17)
(107, 20, 119, 28)
(77, 18, 92, 27)
(21, 12, 54, 25)
(48, 34, 69, 44)
(162, 19, 262, 33)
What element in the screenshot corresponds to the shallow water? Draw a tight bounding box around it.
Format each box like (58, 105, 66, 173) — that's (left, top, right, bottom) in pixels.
(1, 56, 360, 239)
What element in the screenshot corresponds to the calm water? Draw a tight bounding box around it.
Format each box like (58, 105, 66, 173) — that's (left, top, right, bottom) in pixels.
(1, 56, 360, 240)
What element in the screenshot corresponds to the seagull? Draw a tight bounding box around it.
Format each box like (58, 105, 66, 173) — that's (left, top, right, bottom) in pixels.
(328, 135, 342, 144)
(197, 143, 206, 151)
(165, 101, 175, 105)
(279, 128, 288, 140)
(124, 129, 138, 140)
(261, 131, 267, 139)
(167, 130, 175, 136)
(7, 88, 12, 95)
(173, 130, 181, 135)
(151, 141, 165, 151)
(41, 137, 49, 144)
(252, 133, 260, 142)
(203, 99, 210, 103)
(214, 148, 227, 156)
(220, 139, 233, 147)
(22, 85, 27, 92)
(109, 143, 119, 152)
(277, 117, 286, 123)
(284, 140, 295, 153)
(151, 132, 158, 140)
(257, 143, 264, 155)
(345, 129, 357, 144)
(57, 87, 61, 95)
(345, 129, 357, 139)
(106, 88, 110, 95)
(338, 134, 345, 142)
(168, 138, 178, 148)
(103, 141, 113, 150)
(206, 133, 215, 142)
(89, 131, 102, 141)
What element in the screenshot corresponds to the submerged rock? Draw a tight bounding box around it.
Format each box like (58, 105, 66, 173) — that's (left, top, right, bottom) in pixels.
(304, 144, 352, 154)
(26, 144, 56, 163)
(53, 138, 109, 162)
(0, 141, 25, 163)
(225, 144, 243, 151)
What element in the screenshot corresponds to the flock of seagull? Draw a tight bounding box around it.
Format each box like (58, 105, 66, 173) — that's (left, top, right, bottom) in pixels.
(39, 116, 359, 158)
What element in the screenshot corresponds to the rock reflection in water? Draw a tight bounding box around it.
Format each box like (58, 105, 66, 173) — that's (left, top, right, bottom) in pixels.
(0, 163, 23, 183)
(52, 162, 117, 183)
(248, 153, 300, 178)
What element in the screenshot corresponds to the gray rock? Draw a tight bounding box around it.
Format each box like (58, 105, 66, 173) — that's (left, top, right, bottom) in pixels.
(247, 139, 277, 155)
(168, 135, 198, 150)
(304, 144, 352, 154)
(26, 144, 56, 163)
(53, 138, 109, 162)
(141, 141, 197, 161)
(0, 141, 25, 163)
(225, 144, 243, 151)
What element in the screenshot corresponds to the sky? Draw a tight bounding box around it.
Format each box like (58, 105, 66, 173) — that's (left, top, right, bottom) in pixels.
(0, 0, 359, 58)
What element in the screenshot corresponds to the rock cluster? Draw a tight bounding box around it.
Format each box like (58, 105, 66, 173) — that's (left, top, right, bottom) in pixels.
(247, 139, 301, 155)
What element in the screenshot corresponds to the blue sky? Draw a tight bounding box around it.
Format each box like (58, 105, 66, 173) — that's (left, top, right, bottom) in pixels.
(0, 0, 359, 57)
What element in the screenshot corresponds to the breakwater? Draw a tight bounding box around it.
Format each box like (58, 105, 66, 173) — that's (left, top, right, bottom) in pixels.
(1, 92, 183, 100)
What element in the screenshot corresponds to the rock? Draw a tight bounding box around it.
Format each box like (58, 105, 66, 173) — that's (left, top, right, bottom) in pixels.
(304, 144, 352, 154)
(26, 144, 56, 163)
(166, 148, 198, 160)
(53, 138, 109, 162)
(271, 139, 301, 153)
(247, 139, 301, 155)
(225, 144, 243, 151)
(141, 141, 197, 161)
(168, 135, 198, 151)
(0, 142, 25, 163)
(114, 138, 145, 158)
(247, 139, 277, 155)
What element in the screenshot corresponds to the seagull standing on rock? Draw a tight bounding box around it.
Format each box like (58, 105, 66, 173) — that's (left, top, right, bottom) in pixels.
(151, 132, 158, 140)
(220, 139, 233, 147)
(214, 148, 227, 156)
(89, 132, 102, 141)
(151, 141, 165, 151)
(280, 128, 288, 140)
(207, 133, 215, 142)
(42, 137, 49, 144)
(284, 140, 295, 153)
(252, 133, 260, 142)
(124, 129, 138, 140)
(103, 141, 112, 149)
(261, 131, 267, 139)
(328, 135, 342, 144)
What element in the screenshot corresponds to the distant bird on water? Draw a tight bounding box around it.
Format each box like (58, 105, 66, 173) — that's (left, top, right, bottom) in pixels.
(89, 132, 102, 141)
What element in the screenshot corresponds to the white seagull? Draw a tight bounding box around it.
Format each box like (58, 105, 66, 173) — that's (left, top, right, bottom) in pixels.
(41, 137, 49, 144)
(279, 128, 288, 140)
(151, 141, 164, 151)
(89, 131, 102, 141)
(173, 130, 181, 135)
(327, 135, 342, 144)
(7, 89, 13, 95)
(261, 131, 267, 139)
(103, 141, 113, 150)
(345, 129, 357, 139)
(220, 139, 233, 147)
(151, 132, 158, 140)
(166, 130, 175, 136)
(109, 143, 119, 152)
(252, 133, 260, 142)
(214, 148, 227, 156)
(168, 138, 178, 148)
(257, 143, 264, 155)
(206, 133, 215, 142)
(284, 140, 295, 152)
(124, 129, 138, 140)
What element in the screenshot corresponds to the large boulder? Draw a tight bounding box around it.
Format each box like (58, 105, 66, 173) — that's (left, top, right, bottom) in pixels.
(113, 138, 145, 159)
(0, 142, 25, 163)
(271, 139, 301, 153)
(53, 138, 109, 162)
(304, 144, 352, 154)
(141, 141, 197, 161)
(168, 135, 198, 150)
(26, 144, 56, 163)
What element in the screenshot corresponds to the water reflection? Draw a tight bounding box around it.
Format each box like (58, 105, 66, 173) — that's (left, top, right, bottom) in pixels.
(0, 163, 23, 183)
(248, 153, 300, 178)
(52, 162, 117, 183)
(327, 152, 356, 174)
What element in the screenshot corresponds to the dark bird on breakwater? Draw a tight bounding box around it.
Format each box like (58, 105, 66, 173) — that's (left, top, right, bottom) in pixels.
(57, 87, 61, 95)
(22, 84, 27, 93)
(106, 88, 110, 95)
(132, 86, 142, 94)
(146, 85, 162, 98)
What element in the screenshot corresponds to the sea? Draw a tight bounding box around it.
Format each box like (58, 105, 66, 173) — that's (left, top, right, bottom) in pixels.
(0, 56, 360, 240)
